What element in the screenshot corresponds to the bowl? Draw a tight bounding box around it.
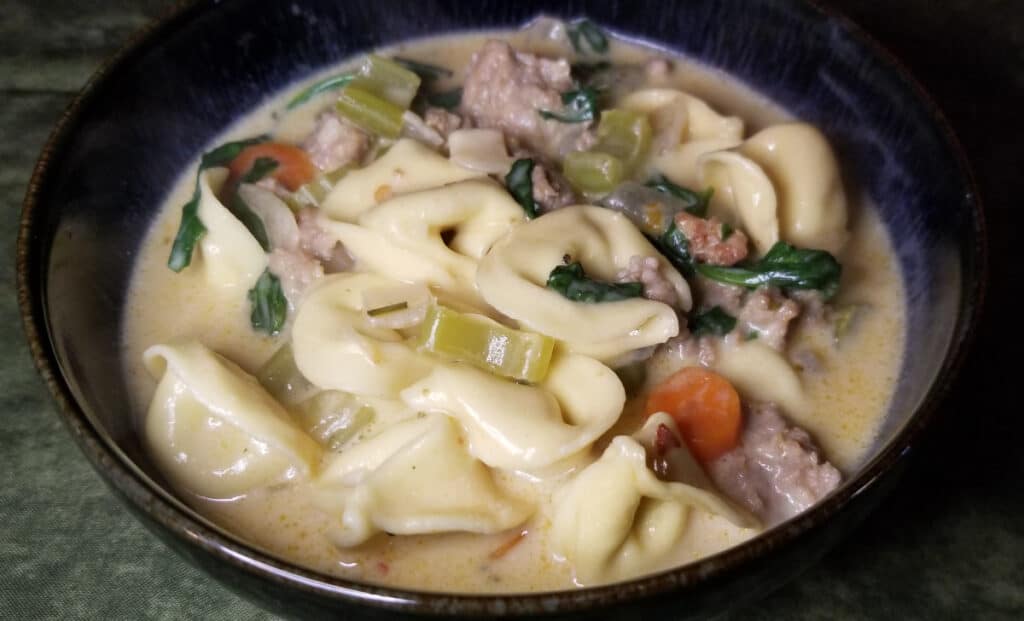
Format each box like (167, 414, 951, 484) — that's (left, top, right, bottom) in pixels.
(17, 0, 984, 618)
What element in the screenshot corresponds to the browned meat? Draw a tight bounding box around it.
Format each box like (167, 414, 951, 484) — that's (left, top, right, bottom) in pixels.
(460, 40, 592, 158)
(423, 107, 463, 140)
(662, 328, 717, 367)
(301, 112, 370, 172)
(531, 163, 576, 212)
(674, 211, 749, 266)
(708, 402, 841, 524)
(616, 255, 680, 308)
(297, 208, 353, 272)
(736, 287, 800, 350)
(694, 276, 745, 315)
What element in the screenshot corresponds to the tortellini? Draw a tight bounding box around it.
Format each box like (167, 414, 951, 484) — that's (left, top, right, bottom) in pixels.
(316, 179, 525, 308)
(713, 339, 809, 418)
(477, 205, 690, 362)
(401, 350, 625, 471)
(321, 138, 484, 221)
(550, 415, 756, 584)
(312, 414, 532, 546)
(698, 150, 780, 255)
(195, 168, 268, 288)
(143, 341, 322, 499)
(291, 273, 433, 398)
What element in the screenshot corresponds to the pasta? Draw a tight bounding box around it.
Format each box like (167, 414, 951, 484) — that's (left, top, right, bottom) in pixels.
(124, 23, 904, 593)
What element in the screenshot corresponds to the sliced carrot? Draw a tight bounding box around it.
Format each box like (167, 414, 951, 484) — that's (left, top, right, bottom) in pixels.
(228, 142, 316, 191)
(644, 367, 742, 463)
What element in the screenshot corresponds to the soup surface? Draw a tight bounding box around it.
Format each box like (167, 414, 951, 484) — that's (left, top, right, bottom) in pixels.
(122, 21, 904, 593)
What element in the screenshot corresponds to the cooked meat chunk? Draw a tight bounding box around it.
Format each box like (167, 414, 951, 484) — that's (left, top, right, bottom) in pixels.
(268, 248, 324, 308)
(708, 402, 841, 523)
(460, 40, 591, 158)
(662, 328, 717, 367)
(423, 107, 463, 140)
(616, 255, 679, 307)
(736, 287, 800, 350)
(531, 163, 576, 212)
(694, 276, 745, 315)
(674, 211, 749, 266)
(297, 208, 353, 272)
(302, 112, 370, 172)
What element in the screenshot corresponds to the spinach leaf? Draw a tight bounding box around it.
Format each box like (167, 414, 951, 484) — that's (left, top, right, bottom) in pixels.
(690, 306, 737, 337)
(248, 269, 288, 335)
(547, 261, 644, 303)
(656, 221, 695, 276)
(567, 19, 609, 55)
(695, 241, 842, 299)
(225, 156, 279, 252)
(393, 57, 453, 81)
(539, 88, 598, 124)
(505, 158, 540, 219)
(286, 73, 355, 110)
(167, 136, 268, 272)
(645, 174, 713, 217)
(425, 87, 462, 110)
(721, 222, 734, 240)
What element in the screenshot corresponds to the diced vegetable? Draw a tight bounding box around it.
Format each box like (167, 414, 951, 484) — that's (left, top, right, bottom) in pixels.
(595, 109, 651, 170)
(645, 174, 713, 217)
(505, 158, 540, 218)
(567, 18, 609, 55)
(286, 73, 355, 110)
(426, 87, 462, 110)
(393, 57, 453, 81)
(294, 391, 375, 451)
(248, 269, 288, 335)
(286, 165, 352, 210)
(547, 261, 644, 303)
(351, 54, 422, 110)
(228, 142, 317, 191)
(362, 283, 431, 329)
(256, 343, 317, 404)
(562, 151, 624, 194)
(336, 86, 405, 139)
(539, 88, 598, 124)
(599, 182, 693, 236)
(695, 241, 842, 299)
(690, 306, 737, 337)
(645, 367, 742, 463)
(418, 306, 555, 383)
(167, 135, 268, 272)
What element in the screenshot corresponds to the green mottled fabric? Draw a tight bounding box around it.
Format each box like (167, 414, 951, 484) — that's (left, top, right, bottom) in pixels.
(1, 1, 1021, 619)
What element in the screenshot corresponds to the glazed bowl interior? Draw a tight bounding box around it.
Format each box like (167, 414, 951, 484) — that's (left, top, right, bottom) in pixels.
(21, 0, 981, 617)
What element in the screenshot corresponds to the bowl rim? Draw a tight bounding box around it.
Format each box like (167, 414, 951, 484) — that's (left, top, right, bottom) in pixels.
(17, 0, 987, 615)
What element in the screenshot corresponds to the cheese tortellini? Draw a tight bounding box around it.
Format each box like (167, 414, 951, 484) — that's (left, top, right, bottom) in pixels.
(312, 414, 532, 546)
(551, 414, 756, 584)
(477, 205, 690, 362)
(194, 169, 268, 288)
(143, 341, 322, 499)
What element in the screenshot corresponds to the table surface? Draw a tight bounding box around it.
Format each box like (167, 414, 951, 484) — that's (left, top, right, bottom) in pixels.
(2, 1, 1021, 619)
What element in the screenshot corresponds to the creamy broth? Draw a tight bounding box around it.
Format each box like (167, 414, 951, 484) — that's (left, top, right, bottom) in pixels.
(123, 26, 904, 593)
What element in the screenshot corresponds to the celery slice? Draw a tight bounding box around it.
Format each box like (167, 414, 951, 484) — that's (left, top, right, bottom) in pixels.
(336, 86, 405, 139)
(563, 150, 625, 194)
(596, 109, 652, 170)
(351, 54, 422, 110)
(256, 344, 318, 405)
(286, 165, 352, 211)
(294, 391, 375, 451)
(418, 306, 555, 383)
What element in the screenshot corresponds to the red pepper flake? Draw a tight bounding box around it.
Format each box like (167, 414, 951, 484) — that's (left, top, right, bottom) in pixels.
(488, 530, 528, 560)
(652, 423, 682, 479)
(376, 561, 390, 576)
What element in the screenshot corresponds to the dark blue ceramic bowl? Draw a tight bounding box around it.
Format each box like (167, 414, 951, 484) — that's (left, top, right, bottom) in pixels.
(18, 0, 984, 618)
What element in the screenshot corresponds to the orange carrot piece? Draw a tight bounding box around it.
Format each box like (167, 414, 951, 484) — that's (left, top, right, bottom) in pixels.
(228, 142, 316, 191)
(644, 367, 742, 463)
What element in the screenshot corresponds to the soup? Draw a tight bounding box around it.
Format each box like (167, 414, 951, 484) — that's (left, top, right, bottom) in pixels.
(122, 18, 904, 593)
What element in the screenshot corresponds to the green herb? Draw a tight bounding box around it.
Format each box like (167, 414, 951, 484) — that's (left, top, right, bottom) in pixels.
(505, 158, 540, 219)
(690, 306, 737, 337)
(538, 88, 598, 124)
(248, 269, 288, 335)
(393, 57, 453, 81)
(721, 222, 734, 240)
(167, 136, 268, 272)
(547, 261, 644, 303)
(695, 241, 843, 299)
(656, 221, 695, 276)
(425, 87, 462, 110)
(225, 157, 279, 252)
(567, 19, 609, 55)
(645, 174, 713, 217)
(744, 331, 759, 341)
(367, 301, 409, 317)
(286, 73, 355, 110)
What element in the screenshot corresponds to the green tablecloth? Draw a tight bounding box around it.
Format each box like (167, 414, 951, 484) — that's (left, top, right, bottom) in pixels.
(2, 1, 1021, 618)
